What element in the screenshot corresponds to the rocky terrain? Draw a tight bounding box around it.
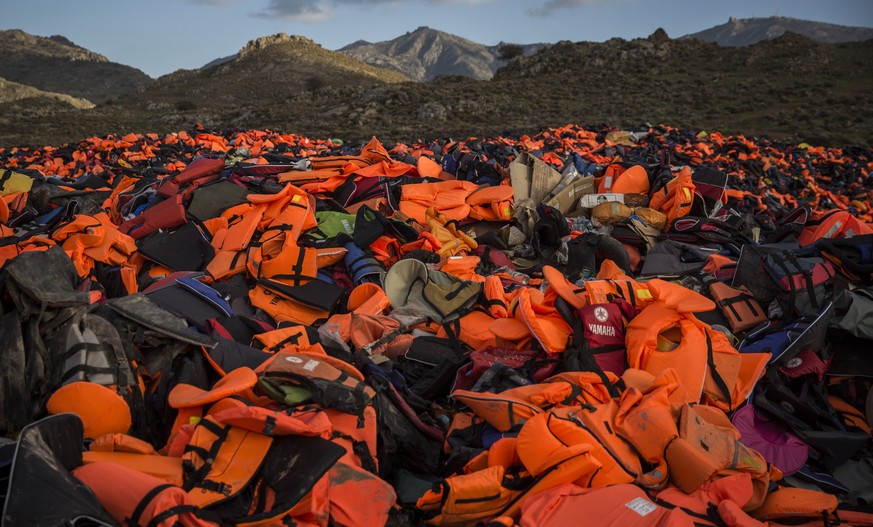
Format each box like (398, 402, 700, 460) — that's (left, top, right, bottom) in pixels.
(0, 29, 153, 104)
(685, 16, 873, 47)
(339, 26, 544, 81)
(1, 25, 871, 149)
(0, 76, 94, 109)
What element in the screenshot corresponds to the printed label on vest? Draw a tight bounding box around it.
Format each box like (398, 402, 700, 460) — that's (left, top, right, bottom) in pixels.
(823, 221, 842, 239)
(587, 323, 616, 337)
(625, 497, 657, 516)
(303, 359, 320, 372)
(594, 306, 609, 322)
(785, 357, 802, 369)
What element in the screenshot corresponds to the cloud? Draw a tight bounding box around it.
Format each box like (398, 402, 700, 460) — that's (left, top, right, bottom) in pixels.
(254, 0, 493, 21)
(254, 0, 333, 21)
(528, 0, 607, 17)
(190, 0, 239, 6)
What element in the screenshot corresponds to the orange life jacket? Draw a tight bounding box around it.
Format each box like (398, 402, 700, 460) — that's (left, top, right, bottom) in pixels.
(399, 180, 478, 225)
(466, 185, 514, 221)
(212, 405, 332, 439)
(1, 191, 27, 223)
(488, 316, 534, 350)
(0, 236, 55, 268)
(483, 275, 510, 318)
(249, 284, 330, 327)
(252, 326, 312, 353)
(453, 376, 604, 433)
(665, 404, 773, 511)
(46, 381, 132, 439)
(353, 315, 412, 358)
(513, 288, 571, 355)
(598, 164, 650, 195)
(346, 282, 391, 315)
(369, 235, 402, 267)
(798, 209, 873, 246)
(309, 136, 392, 171)
(259, 351, 375, 416)
(418, 448, 602, 523)
(543, 371, 622, 406)
(451, 388, 544, 433)
(206, 251, 248, 282)
(426, 207, 478, 256)
(582, 279, 655, 310)
(516, 409, 635, 488)
(611, 385, 680, 466)
(212, 203, 264, 253)
(73, 462, 221, 527)
(751, 487, 838, 522)
(416, 465, 522, 526)
(625, 302, 764, 409)
(247, 232, 319, 287)
(322, 406, 379, 472)
(166, 367, 259, 441)
(439, 255, 484, 282)
(656, 473, 768, 527)
(559, 397, 670, 490)
(53, 212, 137, 277)
(464, 437, 520, 474)
(326, 462, 396, 527)
(437, 309, 498, 351)
(82, 451, 185, 486)
(90, 433, 158, 455)
(518, 484, 698, 527)
(181, 416, 274, 507)
(649, 167, 695, 229)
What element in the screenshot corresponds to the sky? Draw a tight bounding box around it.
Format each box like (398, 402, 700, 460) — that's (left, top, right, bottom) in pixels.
(2, 0, 872, 78)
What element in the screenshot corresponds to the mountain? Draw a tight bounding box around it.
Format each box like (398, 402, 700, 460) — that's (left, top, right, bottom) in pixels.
(0, 29, 153, 104)
(2, 29, 871, 148)
(201, 54, 236, 70)
(339, 26, 543, 81)
(130, 33, 407, 113)
(684, 16, 873, 47)
(0, 76, 94, 109)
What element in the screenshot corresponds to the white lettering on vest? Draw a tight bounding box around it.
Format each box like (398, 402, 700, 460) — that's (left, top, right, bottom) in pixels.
(587, 323, 616, 337)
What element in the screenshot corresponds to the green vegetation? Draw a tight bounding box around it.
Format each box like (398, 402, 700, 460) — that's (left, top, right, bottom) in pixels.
(1, 31, 871, 148)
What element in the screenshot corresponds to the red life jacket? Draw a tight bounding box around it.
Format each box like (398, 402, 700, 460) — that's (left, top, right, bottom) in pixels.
(574, 301, 631, 376)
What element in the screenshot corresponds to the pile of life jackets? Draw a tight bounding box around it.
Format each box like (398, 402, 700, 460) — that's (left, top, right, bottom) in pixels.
(0, 123, 872, 527)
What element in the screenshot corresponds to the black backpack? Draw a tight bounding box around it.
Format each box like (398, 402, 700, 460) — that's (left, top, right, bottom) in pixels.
(754, 369, 869, 469)
(733, 242, 836, 320)
(763, 251, 836, 319)
(0, 247, 91, 436)
(532, 204, 570, 265)
(819, 234, 873, 285)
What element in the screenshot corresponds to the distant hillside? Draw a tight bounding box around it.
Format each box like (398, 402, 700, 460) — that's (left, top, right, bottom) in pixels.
(0, 76, 94, 109)
(129, 33, 407, 116)
(339, 26, 543, 81)
(0, 29, 153, 104)
(2, 29, 871, 149)
(684, 16, 873, 47)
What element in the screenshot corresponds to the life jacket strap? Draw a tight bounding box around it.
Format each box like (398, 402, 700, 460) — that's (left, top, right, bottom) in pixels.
(127, 483, 174, 527)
